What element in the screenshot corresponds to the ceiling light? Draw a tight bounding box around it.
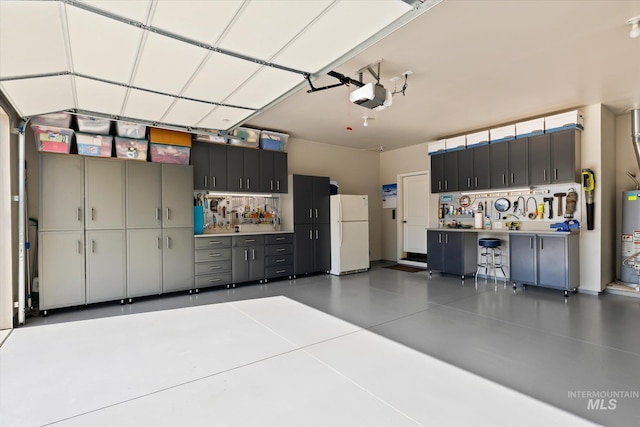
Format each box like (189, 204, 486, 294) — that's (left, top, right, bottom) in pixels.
(628, 16, 640, 38)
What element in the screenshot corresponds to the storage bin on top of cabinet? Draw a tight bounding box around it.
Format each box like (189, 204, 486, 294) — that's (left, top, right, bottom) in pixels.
(115, 136, 148, 161)
(76, 133, 113, 157)
(259, 130, 288, 151)
(31, 112, 72, 128)
(77, 115, 112, 134)
(116, 121, 147, 139)
(31, 125, 74, 154)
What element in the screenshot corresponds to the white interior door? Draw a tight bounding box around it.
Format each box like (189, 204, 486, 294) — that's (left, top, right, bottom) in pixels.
(403, 174, 429, 254)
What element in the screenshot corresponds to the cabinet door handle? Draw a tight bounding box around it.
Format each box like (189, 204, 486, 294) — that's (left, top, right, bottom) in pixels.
(474, 177, 478, 188)
(204, 175, 208, 188)
(166, 208, 171, 221)
(252, 249, 255, 260)
(309, 209, 313, 219)
(156, 208, 160, 221)
(315, 209, 318, 218)
(91, 207, 95, 221)
(213, 176, 216, 188)
(438, 233, 442, 243)
(276, 181, 280, 191)
(316, 229, 319, 240)
(91, 239, 95, 253)
(540, 238, 544, 250)
(467, 178, 471, 188)
(445, 234, 448, 244)
(309, 230, 313, 240)
(543, 169, 547, 181)
(511, 173, 515, 184)
(157, 237, 161, 249)
(554, 168, 558, 180)
(244, 249, 248, 261)
(246, 178, 250, 189)
(438, 181, 442, 191)
(444, 180, 448, 190)
(77, 240, 82, 254)
(77, 207, 82, 221)
(270, 180, 274, 191)
(502, 174, 506, 185)
(239, 178, 243, 189)
(530, 237, 533, 249)
(166, 236, 171, 249)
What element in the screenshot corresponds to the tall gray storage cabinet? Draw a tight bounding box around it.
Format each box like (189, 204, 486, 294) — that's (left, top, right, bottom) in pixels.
(509, 232, 580, 297)
(290, 175, 331, 276)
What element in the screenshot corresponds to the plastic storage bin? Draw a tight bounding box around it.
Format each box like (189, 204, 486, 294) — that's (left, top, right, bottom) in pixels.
(150, 143, 190, 164)
(427, 139, 446, 155)
(76, 133, 113, 157)
(259, 130, 288, 151)
(194, 132, 227, 144)
(445, 135, 466, 152)
(149, 127, 191, 147)
(229, 127, 259, 148)
(545, 110, 584, 133)
(489, 125, 516, 143)
(466, 130, 489, 147)
(115, 136, 148, 161)
(516, 118, 544, 138)
(31, 125, 74, 154)
(76, 115, 112, 134)
(31, 112, 72, 128)
(116, 121, 147, 139)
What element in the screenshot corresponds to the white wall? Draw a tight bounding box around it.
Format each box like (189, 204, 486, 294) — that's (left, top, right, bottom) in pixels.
(287, 137, 382, 260)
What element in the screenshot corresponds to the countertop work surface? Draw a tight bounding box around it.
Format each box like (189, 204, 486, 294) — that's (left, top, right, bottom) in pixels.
(195, 230, 294, 238)
(426, 227, 579, 235)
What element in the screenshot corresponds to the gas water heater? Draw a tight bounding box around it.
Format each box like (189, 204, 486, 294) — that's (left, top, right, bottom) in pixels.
(620, 109, 640, 286)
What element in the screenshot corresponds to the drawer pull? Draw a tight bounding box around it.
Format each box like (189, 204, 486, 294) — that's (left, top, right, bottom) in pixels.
(208, 241, 221, 245)
(275, 248, 286, 252)
(275, 237, 285, 241)
(276, 259, 286, 263)
(244, 239, 256, 242)
(276, 270, 286, 274)
(209, 278, 222, 282)
(209, 266, 222, 270)
(209, 254, 221, 257)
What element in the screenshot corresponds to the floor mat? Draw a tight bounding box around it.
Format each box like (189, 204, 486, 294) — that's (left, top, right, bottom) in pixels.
(383, 264, 427, 273)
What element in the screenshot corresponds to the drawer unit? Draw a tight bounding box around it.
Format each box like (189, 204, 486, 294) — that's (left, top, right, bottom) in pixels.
(194, 236, 232, 289)
(265, 233, 295, 280)
(195, 236, 231, 249)
(195, 247, 231, 263)
(265, 254, 294, 267)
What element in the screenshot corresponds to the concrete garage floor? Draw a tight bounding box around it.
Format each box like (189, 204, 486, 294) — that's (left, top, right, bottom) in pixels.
(2, 262, 639, 426)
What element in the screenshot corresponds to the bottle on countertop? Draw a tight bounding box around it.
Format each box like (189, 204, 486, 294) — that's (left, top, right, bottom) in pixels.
(484, 216, 492, 230)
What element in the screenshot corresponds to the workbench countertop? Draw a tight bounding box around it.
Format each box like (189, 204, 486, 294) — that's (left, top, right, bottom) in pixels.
(425, 227, 579, 235)
(195, 230, 294, 238)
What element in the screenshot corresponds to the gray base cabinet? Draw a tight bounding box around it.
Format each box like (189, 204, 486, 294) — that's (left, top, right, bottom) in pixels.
(265, 233, 294, 279)
(427, 230, 478, 278)
(127, 229, 163, 298)
(232, 235, 265, 284)
(39, 231, 85, 310)
(194, 236, 232, 289)
(162, 228, 195, 293)
(86, 230, 126, 304)
(509, 233, 580, 296)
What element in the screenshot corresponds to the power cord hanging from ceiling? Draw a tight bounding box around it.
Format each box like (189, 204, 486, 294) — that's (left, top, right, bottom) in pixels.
(392, 73, 409, 96)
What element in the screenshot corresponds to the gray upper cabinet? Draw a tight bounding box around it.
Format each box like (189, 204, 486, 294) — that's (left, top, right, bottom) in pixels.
(431, 151, 458, 193)
(550, 130, 581, 183)
(528, 134, 550, 185)
(259, 150, 288, 193)
(161, 164, 193, 228)
(489, 142, 508, 188)
(126, 161, 162, 229)
(227, 146, 244, 192)
(192, 141, 228, 191)
(85, 158, 125, 230)
(508, 138, 528, 186)
(40, 154, 84, 231)
(457, 145, 489, 191)
(430, 153, 445, 193)
(244, 148, 260, 192)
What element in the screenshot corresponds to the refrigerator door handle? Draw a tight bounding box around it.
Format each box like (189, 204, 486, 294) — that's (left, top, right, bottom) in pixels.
(339, 197, 343, 222)
(339, 221, 343, 247)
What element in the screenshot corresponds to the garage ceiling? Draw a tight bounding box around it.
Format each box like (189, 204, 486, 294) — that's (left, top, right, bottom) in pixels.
(0, 0, 439, 132)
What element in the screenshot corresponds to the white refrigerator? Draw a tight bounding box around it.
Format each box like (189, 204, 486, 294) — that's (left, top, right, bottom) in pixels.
(330, 194, 370, 275)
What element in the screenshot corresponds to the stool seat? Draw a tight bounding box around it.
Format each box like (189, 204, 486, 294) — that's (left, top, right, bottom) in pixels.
(479, 238, 501, 248)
